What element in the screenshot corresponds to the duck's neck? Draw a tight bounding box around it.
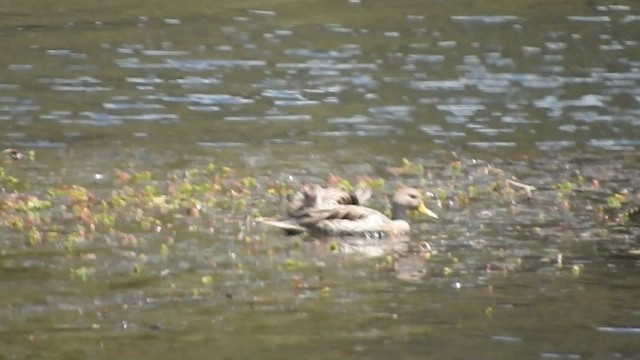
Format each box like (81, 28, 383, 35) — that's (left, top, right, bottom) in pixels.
(391, 203, 407, 221)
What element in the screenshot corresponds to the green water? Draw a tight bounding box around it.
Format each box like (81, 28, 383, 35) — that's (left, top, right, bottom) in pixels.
(1, 0, 639, 358)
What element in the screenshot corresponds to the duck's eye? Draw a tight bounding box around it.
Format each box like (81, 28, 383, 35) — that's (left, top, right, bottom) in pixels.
(408, 193, 417, 199)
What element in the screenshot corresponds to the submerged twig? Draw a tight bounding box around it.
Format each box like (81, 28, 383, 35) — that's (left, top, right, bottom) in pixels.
(506, 179, 536, 199)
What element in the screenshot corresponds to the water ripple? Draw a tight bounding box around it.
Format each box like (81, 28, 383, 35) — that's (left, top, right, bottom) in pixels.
(0, 84, 20, 90)
(247, 9, 276, 16)
(407, 54, 445, 63)
(411, 80, 465, 91)
(187, 106, 220, 112)
(52, 86, 112, 92)
(167, 59, 267, 69)
(569, 111, 611, 122)
(490, 335, 523, 343)
(620, 15, 640, 24)
(598, 5, 630, 11)
(354, 124, 396, 136)
(540, 352, 581, 359)
(283, 49, 356, 59)
(327, 115, 369, 124)
(175, 77, 221, 86)
(7, 64, 33, 71)
(436, 104, 485, 117)
(0, 104, 40, 113)
(588, 139, 640, 150)
(141, 50, 190, 56)
(45, 49, 87, 58)
(467, 141, 517, 148)
(70, 112, 179, 124)
(595, 326, 640, 334)
(261, 90, 306, 100)
(197, 142, 246, 148)
(126, 77, 165, 84)
(533, 95, 608, 110)
(308, 130, 353, 137)
(276, 60, 377, 70)
(224, 115, 312, 122)
(567, 16, 610, 22)
(149, 94, 254, 105)
(39, 76, 101, 84)
(273, 100, 319, 106)
(535, 141, 576, 151)
(419, 125, 465, 137)
(115, 58, 171, 69)
(368, 106, 414, 120)
(103, 102, 164, 110)
(451, 15, 521, 24)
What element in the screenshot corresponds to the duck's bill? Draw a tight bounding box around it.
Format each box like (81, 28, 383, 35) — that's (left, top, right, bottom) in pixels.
(417, 203, 439, 219)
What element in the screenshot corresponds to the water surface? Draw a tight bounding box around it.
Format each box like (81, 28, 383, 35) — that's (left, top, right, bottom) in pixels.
(1, 0, 639, 358)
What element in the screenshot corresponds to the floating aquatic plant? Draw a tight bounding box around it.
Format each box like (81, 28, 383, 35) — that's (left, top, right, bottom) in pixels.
(388, 158, 425, 177)
(606, 194, 623, 209)
(70, 266, 91, 281)
(328, 240, 338, 252)
(358, 176, 385, 189)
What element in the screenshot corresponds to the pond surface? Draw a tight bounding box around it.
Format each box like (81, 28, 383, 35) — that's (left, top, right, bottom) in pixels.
(1, 0, 640, 358)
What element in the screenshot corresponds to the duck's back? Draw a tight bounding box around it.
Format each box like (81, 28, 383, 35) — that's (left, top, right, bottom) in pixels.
(297, 205, 408, 236)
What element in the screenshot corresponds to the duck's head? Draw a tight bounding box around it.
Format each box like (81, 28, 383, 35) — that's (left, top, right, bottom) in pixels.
(1, 148, 23, 161)
(392, 187, 439, 219)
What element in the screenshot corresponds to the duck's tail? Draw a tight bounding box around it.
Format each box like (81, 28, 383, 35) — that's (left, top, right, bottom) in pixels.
(256, 218, 306, 235)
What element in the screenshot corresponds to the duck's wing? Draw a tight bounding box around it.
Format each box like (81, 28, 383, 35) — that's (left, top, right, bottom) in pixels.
(318, 187, 370, 207)
(288, 185, 371, 215)
(259, 204, 375, 236)
(297, 205, 374, 224)
(293, 205, 393, 235)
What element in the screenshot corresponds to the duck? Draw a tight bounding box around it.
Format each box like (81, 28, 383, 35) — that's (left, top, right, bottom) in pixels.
(260, 186, 438, 236)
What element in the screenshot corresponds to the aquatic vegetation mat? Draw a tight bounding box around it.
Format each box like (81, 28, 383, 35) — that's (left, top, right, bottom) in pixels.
(1, 152, 638, 283)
